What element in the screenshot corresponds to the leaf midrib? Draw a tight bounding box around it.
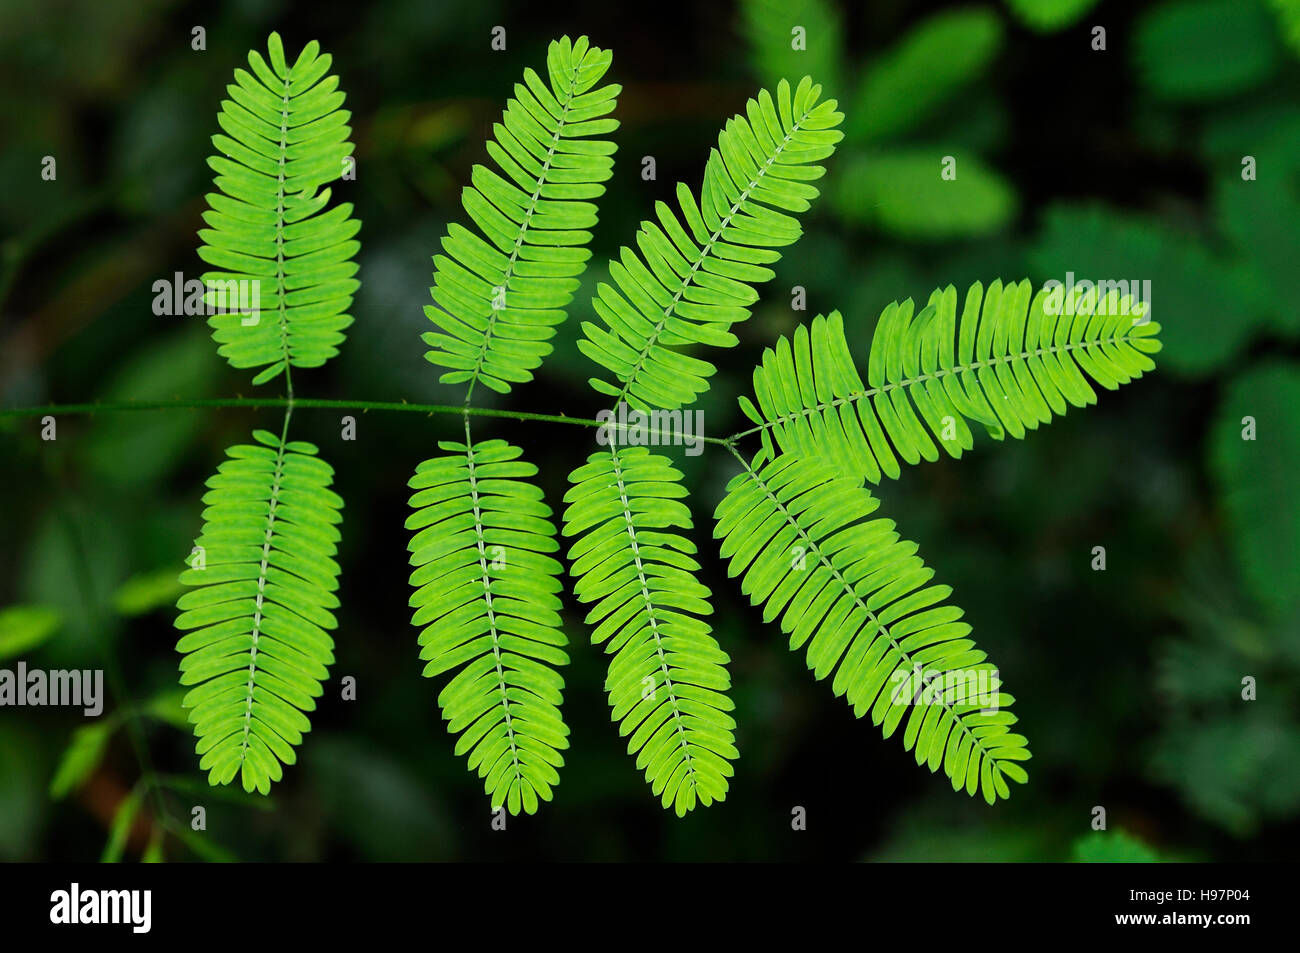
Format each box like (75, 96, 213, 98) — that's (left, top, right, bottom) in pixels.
(238, 431, 289, 763)
(464, 59, 585, 403)
(608, 448, 700, 796)
(271, 76, 294, 391)
(463, 430, 525, 800)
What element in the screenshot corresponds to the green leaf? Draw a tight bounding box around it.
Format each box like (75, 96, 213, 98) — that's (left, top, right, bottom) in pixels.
(740, 0, 845, 96)
(422, 35, 620, 398)
(1004, 0, 1100, 32)
(1214, 163, 1300, 337)
(580, 76, 843, 410)
(1071, 829, 1163, 862)
(405, 436, 570, 815)
(1135, 0, 1279, 102)
(143, 689, 191, 730)
(49, 719, 117, 799)
(563, 448, 737, 816)
(175, 428, 344, 795)
(114, 568, 186, 616)
(848, 7, 1003, 142)
(833, 150, 1016, 240)
(1269, 0, 1300, 56)
(142, 829, 165, 863)
(738, 280, 1160, 483)
(101, 787, 143, 863)
(0, 605, 61, 661)
(1210, 363, 1300, 620)
(714, 453, 1031, 804)
(198, 32, 361, 383)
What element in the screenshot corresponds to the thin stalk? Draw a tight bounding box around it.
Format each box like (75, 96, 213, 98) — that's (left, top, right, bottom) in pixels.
(0, 397, 736, 447)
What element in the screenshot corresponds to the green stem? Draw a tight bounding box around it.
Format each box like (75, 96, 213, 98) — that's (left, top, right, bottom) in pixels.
(0, 397, 736, 447)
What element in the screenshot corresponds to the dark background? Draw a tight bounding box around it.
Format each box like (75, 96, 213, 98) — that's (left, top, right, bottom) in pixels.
(1, 0, 1297, 861)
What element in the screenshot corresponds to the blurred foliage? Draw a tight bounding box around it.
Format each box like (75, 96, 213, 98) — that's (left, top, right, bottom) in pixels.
(1210, 365, 1300, 620)
(49, 719, 116, 800)
(849, 7, 1003, 143)
(1135, 0, 1280, 102)
(112, 568, 187, 617)
(1151, 553, 1300, 834)
(746, 1, 1016, 240)
(1072, 828, 1163, 862)
(0, 605, 61, 660)
(0, 0, 1297, 861)
(1004, 0, 1100, 33)
(1271, 0, 1300, 56)
(836, 149, 1016, 237)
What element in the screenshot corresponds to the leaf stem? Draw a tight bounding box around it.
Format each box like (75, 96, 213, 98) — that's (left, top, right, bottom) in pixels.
(1, 397, 735, 447)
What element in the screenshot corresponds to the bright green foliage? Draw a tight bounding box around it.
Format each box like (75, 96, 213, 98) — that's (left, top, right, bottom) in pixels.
(579, 77, 843, 411)
(562, 76, 842, 814)
(422, 36, 620, 397)
(739, 279, 1162, 484)
(175, 429, 343, 795)
(405, 438, 570, 815)
(833, 151, 1015, 240)
(848, 7, 1003, 143)
(0, 605, 60, 660)
(1004, 0, 1100, 32)
(714, 454, 1031, 804)
(198, 33, 360, 385)
(563, 448, 737, 815)
(1210, 364, 1300, 620)
(1135, 0, 1279, 102)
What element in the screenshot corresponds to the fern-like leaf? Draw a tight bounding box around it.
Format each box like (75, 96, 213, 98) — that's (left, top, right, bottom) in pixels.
(422, 35, 620, 397)
(198, 32, 360, 385)
(579, 76, 843, 410)
(714, 453, 1030, 804)
(738, 279, 1162, 482)
(175, 429, 343, 794)
(563, 448, 737, 815)
(405, 436, 570, 814)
